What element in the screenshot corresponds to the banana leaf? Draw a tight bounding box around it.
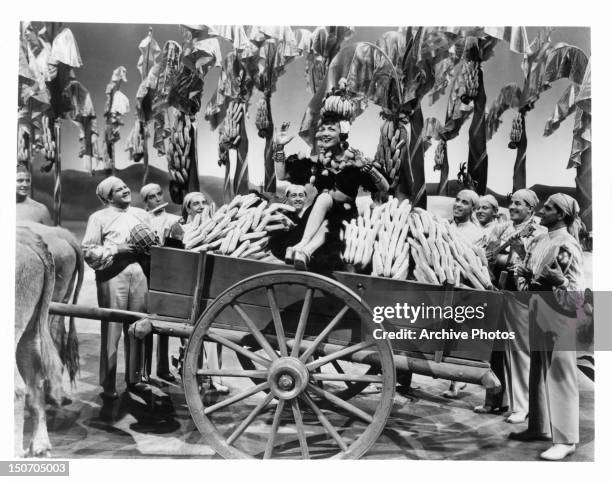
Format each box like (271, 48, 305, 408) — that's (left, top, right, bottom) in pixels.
(483, 27, 531, 54)
(137, 30, 160, 81)
(543, 43, 589, 87)
(486, 83, 522, 139)
(304, 26, 354, 94)
(422, 117, 443, 152)
(324, 41, 393, 111)
(205, 50, 256, 131)
(293, 28, 313, 54)
(576, 58, 591, 114)
(543, 83, 579, 137)
(520, 29, 554, 108)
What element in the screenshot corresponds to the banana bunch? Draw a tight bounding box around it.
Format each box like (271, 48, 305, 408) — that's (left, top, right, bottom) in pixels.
(166, 113, 193, 186)
(374, 120, 407, 188)
(433, 140, 447, 170)
(183, 193, 296, 263)
(255, 98, 271, 137)
(508, 113, 523, 149)
(461, 60, 480, 104)
(221, 101, 245, 145)
(340, 198, 492, 289)
(406, 208, 491, 289)
(322, 94, 355, 119)
(17, 130, 30, 163)
(40, 115, 56, 163)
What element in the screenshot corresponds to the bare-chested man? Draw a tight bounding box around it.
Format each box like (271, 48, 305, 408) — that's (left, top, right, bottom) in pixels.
(16, 164, 52, 225)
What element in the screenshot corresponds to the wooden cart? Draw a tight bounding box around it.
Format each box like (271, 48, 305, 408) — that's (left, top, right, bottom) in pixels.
(50, 246, 504, 459)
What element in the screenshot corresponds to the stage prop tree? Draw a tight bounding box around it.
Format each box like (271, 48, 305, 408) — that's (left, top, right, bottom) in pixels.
(19, 21, 95, 225)
(103, 66, 129, 176)
(244, 26, 299, 194)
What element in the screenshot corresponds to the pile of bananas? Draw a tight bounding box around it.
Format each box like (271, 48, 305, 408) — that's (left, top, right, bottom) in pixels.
(374, 119, 407, 188)
(340, 197, 492, 289)
(461, 60, 480, 104)
(342, 196, 412, 278)
(166, 113, 192, 186)
(508, 113, 523, 149)
(183, 193, 295, 263)
(406, 208, 491, 289)
(255, 98, 271, 137)
(322, 94, 355, 119)
(17, 130, 30, 163)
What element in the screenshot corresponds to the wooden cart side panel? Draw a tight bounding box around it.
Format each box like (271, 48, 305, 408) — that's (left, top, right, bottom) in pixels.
(332, 270, 505, 362)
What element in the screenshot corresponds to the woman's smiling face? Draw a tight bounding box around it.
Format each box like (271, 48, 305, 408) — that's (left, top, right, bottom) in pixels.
(315, 121, 341, 151)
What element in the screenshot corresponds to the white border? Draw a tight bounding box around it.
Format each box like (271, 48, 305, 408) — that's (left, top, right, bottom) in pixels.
(1, 0, 609, 479)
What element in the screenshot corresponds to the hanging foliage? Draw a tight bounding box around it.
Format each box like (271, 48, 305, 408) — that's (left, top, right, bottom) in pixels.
(103, 66, 129, 174)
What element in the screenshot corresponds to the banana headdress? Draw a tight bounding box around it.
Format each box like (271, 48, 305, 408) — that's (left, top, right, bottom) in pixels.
(319, 78, 355, 134)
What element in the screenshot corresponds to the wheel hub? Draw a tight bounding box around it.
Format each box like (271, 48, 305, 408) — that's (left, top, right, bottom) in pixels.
(268, 357, 309, 400)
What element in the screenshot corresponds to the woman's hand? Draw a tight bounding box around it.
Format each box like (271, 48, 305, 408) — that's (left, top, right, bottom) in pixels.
(273, 122, 295, 147)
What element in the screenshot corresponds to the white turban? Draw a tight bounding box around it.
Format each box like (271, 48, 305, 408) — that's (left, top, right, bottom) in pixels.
(548, 193, 582, 240)
(96, 176, 124, 205)
(512, 188, 539, 209)
(182, 192, 206, 220)
(479, 194, 499, 212)
(457, 189, 480, 209)
(140, 183, 161, 201)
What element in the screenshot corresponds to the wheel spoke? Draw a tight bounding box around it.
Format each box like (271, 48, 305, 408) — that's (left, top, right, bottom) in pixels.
(266, 287, 288, 356)
(299, 305, 350, 362)
(206, 332, 271, 368)
(232, 303, 279, 361)
(311, 373, 383, 384)
(331, 360, 355, 390)
(306, 383, 374, 424)
(204, 381, 270, 415)
(305, 340, 376, 372)
(197, 369, 268, 379)
(290, 288, 314, 357)
(226, 392, 275, 445)
(263, 399, 285, 459)
(291, 399, 309, 459)
(300, 392, 348, 452)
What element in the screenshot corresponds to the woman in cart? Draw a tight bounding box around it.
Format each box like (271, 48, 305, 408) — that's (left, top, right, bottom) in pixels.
(166, 192, 213, 248)
(273, 87, 389, 271)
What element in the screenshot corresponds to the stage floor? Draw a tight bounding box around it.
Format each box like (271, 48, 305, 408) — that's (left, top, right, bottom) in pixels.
(23, 330, 594, 461)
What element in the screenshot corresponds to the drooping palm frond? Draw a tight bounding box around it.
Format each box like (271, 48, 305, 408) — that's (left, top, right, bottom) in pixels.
(486, 83, 522, 139)
(543, 83, 579, 137)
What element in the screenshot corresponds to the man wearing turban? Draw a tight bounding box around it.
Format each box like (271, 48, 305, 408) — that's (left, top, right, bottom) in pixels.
(478, 188, 547, 422)
(140, 183, 180, 246)
(450, 189, 485, 246)
(82, 176, 152, 400)
(476, 194, 499, 236)
(140, 183, 180, 382)
(509, 194, 585, 461)
(443, 189, 485, 399)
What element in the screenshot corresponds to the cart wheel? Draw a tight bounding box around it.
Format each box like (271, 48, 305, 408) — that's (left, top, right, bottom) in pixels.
(236, 347, 380, 400)
(183, 270, 395, 459)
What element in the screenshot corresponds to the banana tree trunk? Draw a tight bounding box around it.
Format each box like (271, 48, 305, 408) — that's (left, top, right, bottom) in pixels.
(187, 121, 200, 193)
(142, 123, 150, 186)
(233, 115, 250, 195)
(468, 66, 488, 195)
(263, 95, 275, 193)
(436, 148, 449, 196)
(407, 105, 426, 209)
(512, 112, 527, 193)
(53, 120, 62, 226)
(576, 146, 592, 232)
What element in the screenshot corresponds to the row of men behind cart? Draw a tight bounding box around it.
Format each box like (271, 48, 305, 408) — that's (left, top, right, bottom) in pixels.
(15, 163, 590, 461)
